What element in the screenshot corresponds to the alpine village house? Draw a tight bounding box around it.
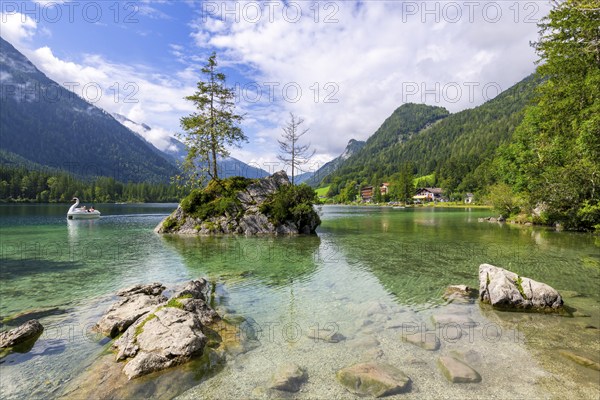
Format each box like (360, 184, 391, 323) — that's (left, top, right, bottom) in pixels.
(359, 185, 445, 203)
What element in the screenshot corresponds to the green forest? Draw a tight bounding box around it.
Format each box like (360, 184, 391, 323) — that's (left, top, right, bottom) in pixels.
(0, 164, 186, 203)
(318, 1, 599, 231)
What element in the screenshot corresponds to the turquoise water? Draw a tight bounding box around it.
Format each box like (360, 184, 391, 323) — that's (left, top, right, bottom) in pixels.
(0, 204, 598, 399)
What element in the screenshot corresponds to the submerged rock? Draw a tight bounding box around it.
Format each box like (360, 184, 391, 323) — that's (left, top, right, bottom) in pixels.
(442, 285, 478, 304)
(0, 307, 66, 328)
(351, 335, 381, 350)
(336, 362, 411, 397)
(307, 328, 346, 343)
(479, 264, 563, 311)
(402, 332, 440, 351)
(437, 356, 481, 383)
(96, 283, 167, 338)
(269, 363, 308, 392)
(559, 350, 600, 371)
(431, 313, 476, 327)
(0, 319, 44, 349)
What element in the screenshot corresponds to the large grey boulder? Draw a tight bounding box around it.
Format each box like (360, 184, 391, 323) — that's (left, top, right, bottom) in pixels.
(336, 362, 411, 397)
(0, 319, 44, 348)
(99, 280, 224, 379)
(479, 264, 563, 311)
(171, 279, 209, 301)
(116, 307, 207, 379)
(239, 170, 290, 206)
(96, 283, 167, 338)
(117, 282, 165, 297)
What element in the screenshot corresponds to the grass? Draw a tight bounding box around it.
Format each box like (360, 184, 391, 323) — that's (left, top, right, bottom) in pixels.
(134, 313, 157, 339)
(165, 294, 193, 309)
(315, 186, 331, 198)
(515, 276, 528, 299)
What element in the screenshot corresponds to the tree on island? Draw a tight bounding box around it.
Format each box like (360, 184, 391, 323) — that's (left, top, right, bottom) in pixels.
(497, 0, 600, 230)
(277, 113, 315, 185)
(179, 52, 246, 185)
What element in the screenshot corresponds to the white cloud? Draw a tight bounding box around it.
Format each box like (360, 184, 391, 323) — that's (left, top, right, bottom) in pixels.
(0, 12, 37, 46)
(1, 1, 554, 169)
(191, 0, 553, 158)
(11, 41, 197, 151)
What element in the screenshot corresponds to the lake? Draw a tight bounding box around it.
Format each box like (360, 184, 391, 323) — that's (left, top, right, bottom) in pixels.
(0, 204, 598, 399)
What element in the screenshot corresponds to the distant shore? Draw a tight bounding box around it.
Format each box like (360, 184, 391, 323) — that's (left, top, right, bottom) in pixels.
(319, 202, 492, 209)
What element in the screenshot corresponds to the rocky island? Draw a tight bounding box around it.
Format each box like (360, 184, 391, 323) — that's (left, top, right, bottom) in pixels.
(156, 171, 321, 235)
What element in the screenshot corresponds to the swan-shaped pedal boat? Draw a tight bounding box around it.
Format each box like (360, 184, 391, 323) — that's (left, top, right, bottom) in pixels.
(67, 197, 101, 219)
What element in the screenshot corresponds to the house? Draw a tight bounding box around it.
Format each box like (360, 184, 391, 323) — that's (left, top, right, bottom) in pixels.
(465, 193, 474, 204)
(413, 187, 444, 202)
(360, 183, 390, 202)
(360, 186, 374, 202)
(380, 183, 390, 196)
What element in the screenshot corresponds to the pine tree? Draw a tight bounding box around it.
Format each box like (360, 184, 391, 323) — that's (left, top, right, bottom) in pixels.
(179, 52, 246, 184)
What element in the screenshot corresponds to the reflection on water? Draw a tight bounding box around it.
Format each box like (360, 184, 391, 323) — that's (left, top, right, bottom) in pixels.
(0, 205, 598, 399)
(162, 235, 322, 288)
(66, 219, 99, 242)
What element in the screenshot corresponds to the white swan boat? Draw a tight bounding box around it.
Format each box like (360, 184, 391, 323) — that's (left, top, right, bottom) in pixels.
(67, 197, 101, 219)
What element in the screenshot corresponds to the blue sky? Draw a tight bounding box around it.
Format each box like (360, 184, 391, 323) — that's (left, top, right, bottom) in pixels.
(1, 0, 552, 172)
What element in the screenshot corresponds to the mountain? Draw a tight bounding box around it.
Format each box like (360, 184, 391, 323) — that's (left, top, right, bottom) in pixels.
(304, 139, 365, 187)
(321, 103, 450, 186)
(112, 113, 269, 179)
(112, 113, 187, 161)
(0, 36, 179, 183)
(293, 171, 314, 184)
(321, 75, 539, 195)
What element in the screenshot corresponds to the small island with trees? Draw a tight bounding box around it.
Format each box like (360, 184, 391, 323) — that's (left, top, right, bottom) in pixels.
(157, 53, 320, 235)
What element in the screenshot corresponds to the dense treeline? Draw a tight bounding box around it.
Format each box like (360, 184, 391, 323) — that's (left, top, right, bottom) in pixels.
(493, 0, 600, 230)
(0, 165, 187, 203)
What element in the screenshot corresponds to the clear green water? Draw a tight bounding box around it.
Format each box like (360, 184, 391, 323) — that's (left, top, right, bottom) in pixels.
(0, 204, 598, 399)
